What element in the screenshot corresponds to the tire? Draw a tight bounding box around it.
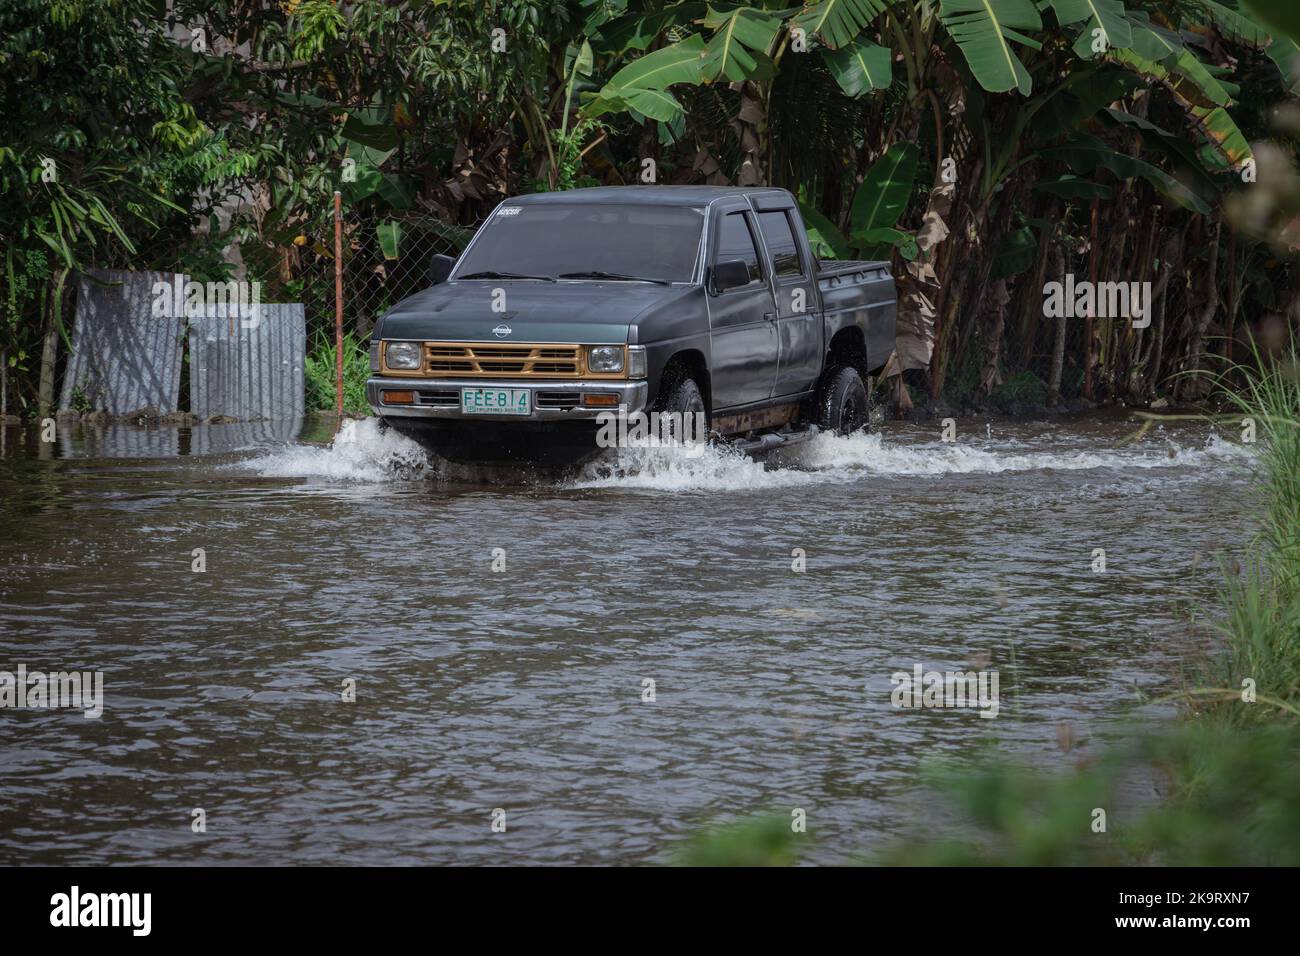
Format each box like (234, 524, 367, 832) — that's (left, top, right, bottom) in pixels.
(816, 366, 870, 436)
(656, 375, 705, 416)
(654, 372, 707, 444)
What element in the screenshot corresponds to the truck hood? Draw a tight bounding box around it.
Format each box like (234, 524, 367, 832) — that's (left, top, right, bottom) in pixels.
(376, 280, 695, 344)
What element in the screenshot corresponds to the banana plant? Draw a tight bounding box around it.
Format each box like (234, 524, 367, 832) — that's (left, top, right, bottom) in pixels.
(938, 0, 1044, 95)
(822, 36, 893, 95)
(1047, 0, 1132, 59)
(1107, 10, 1255, 170)
(794, 143, 921, 259)
(791, 0, 887, 47)
(849, 143, 921, 258)
(584, 33, 710, 122)
(701, 5, 782, 81)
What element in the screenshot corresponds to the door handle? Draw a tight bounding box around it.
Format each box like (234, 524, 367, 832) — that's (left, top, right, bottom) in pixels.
(763, 312, 777, 322)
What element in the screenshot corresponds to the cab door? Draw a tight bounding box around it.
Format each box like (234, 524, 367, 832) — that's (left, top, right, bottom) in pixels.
(706, 205, 779, 409)
(752, 198, 821, 397)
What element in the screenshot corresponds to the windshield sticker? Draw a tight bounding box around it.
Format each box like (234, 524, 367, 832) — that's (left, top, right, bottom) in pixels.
(496, 206, 522, 217)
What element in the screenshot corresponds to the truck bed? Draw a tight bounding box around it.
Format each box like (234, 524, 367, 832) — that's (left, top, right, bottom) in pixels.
(816, 259, 891, 282)
(816, 259, 896, 374)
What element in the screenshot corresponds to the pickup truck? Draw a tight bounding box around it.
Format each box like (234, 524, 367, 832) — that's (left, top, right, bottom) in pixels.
(367, 186, 896, 465)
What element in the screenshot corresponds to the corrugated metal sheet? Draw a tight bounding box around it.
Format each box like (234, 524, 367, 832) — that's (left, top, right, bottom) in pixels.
(188, 304, 306, 421)
(59, 270, 185, 414)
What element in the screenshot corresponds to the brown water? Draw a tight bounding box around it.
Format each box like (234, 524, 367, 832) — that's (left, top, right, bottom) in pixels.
(0, 414, 1256, 864)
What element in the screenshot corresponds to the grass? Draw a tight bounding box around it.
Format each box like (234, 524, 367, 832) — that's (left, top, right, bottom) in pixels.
(305, 330, 371, 415)
(989, 370, 1048, 406)
(1213, 348, 1300, 718)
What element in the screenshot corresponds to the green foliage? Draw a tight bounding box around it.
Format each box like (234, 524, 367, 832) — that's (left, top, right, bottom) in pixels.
(1048, 0, 1132, 59)
(676, 722, 1300, 866)
(798, 199, 850, 259)
(849, 143, 919, 258)
(700, 6, 781, 82)
(990, 370, 1048, 403)
(1201, 345, 1300, 725)
(938, 0, 1044, 95)
(304, 331, 370, 414)
(536, 119, 607, 193)
(69, 384, 91, 413)
(822, 37, 893, 96)
(1246, 0, 1300, 44)
(673, 814, 805, 866)
(0, 0, 216, 407)
(877, 723, 1300, 866)
(1041, 135, 1212, 214)
(792, 0, 886, 50)
(587, 34, 709, 123)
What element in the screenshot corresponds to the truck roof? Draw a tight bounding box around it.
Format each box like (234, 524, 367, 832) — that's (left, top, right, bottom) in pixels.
(504, 185, 792, 208)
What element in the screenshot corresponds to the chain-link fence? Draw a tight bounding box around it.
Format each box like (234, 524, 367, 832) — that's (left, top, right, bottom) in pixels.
(259, 207, 483, 347)
(236, 202, 485, 411)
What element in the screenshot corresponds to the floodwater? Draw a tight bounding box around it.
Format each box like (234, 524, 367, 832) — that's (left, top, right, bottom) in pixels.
(0, 414, 1258, 864)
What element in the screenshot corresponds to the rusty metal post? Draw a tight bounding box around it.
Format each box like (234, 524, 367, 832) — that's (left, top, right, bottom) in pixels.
(334, 191, 344, 419)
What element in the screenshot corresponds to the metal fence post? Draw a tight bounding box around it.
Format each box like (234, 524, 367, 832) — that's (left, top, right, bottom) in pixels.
(334, 191, 344, 419)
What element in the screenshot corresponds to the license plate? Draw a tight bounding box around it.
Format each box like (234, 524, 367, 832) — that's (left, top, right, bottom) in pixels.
(461, 387, 531, 416)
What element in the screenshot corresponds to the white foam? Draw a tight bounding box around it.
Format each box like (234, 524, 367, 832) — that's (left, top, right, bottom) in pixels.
(574, 442, 825, 492)
(243, 418, 430, 482)
(238, 415, 1253, 491)
(796, 430, 1252, 475)
(570, 430, 1252, 493)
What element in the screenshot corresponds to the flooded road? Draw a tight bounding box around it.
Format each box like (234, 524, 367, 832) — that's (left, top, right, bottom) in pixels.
(0, 415, 1256, 864)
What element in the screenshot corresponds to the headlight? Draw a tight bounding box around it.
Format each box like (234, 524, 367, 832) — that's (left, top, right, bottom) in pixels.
(587, 345, 624, 374)
(384, 341, 422, 371)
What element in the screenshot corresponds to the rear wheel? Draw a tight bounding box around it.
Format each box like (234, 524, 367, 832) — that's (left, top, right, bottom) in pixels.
(816, 366, 870, 435)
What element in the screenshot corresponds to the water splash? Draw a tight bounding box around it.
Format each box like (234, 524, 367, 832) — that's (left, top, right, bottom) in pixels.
(573, 441, 818, 492)
(242, 418, 431, 482)
(240, 416, 1253, 491)
(796, 430, 1252, 476)
(571, 430, 1253, 493)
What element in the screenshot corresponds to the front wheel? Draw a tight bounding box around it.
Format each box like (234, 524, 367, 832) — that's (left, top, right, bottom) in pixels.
(654, 373, 708, 443)
(656, 375, 706, 418)
(816, 367, 870, 435)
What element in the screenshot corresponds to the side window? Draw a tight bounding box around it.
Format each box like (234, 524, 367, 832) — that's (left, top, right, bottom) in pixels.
(715, 211, 762, 285)
(757, 210, 804, 278)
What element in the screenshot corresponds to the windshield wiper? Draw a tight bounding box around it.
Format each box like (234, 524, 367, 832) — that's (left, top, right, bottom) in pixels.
(557, 271, 670, 285)
(458, 270, 556, 282)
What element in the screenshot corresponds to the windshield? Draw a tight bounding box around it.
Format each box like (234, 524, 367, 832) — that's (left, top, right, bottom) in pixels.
(456, 203, 705, 283)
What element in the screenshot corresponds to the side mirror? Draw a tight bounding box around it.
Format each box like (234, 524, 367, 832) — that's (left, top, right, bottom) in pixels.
(428, 254, 455, 285)
(712, 259, 751, 293)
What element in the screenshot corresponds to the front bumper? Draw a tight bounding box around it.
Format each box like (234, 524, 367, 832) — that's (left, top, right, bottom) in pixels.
(366, 376, 649, 421)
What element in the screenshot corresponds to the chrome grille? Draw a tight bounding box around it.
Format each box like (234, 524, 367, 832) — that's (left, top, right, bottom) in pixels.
(424, 343, 582, 378)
